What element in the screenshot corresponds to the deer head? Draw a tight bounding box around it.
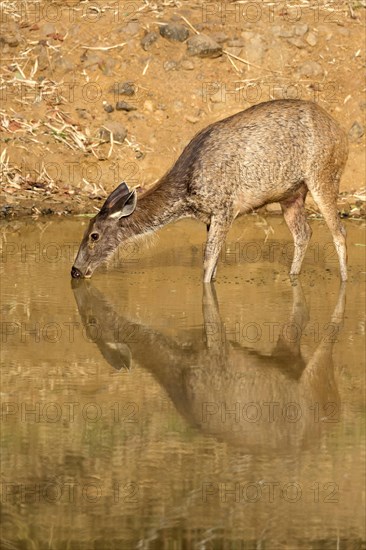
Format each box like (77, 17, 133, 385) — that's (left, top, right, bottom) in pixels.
(71, 182, 137, 279)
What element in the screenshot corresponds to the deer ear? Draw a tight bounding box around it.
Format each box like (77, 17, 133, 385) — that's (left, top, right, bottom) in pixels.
(108, 190, 137, 219)
(100, 182, 137, 218)
(101, 181, 130, 211)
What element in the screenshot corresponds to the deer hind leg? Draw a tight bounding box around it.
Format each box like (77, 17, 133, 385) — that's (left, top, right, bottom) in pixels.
(280, 186, 312, 277)
(307, 176, 347, 282)
(204, 215, 231, 283)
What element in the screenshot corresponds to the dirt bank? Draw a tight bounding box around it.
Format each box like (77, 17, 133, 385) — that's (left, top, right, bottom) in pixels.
(1, 0, 365, 219)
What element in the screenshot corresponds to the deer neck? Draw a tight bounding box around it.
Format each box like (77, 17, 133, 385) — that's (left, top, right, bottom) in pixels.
(121, 175, 187, 239)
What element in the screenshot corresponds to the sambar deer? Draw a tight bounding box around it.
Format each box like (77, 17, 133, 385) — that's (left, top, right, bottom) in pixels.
(72, 99, 348, 282)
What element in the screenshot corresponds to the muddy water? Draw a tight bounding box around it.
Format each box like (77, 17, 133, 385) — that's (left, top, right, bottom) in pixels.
(1, 216, 365, 549)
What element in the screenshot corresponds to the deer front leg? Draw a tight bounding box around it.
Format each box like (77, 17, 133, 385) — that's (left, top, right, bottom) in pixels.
(203, 215, 230, 283)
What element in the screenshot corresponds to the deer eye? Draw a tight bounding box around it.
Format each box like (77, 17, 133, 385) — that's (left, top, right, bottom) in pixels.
(90, 232, 100, 242)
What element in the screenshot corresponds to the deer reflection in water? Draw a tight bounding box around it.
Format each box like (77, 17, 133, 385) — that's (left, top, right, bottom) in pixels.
(72, 281, 346, 452)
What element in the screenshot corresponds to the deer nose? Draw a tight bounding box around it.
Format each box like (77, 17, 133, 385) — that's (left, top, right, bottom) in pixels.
(71, 266, 83, 279)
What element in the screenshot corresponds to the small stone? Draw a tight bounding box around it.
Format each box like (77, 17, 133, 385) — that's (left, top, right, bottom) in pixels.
(36, 45, 49, 70)
(141, 31, 158, 50)
(187, 34, 222, 58)
(42, 23, 56, 36)
(81, 51, 103, 68)
(181, 59, 194, 70)
(143, 100, 154, 112)
(226, 38, 244, 47)
(109, 81, 135, 96)
(120, 21, 140, 36)
(349, 121, 364, 141)
(164, 60, 178, 71)
(185, 115, 200, 123)
(173, 100, 184, 112)
(53, 54, 75, 72)
(287, 37, 306, 49)
(243, 34, 266, 64)
(76, 108, 92, 120)
(0, 33, 20, 47)
(159, 23, 189, 42)
(99, 57, 116, 76)
(271, 26, 293, 38)
(99, 122, 127, 143)
(103, 103, 114, 113)
(208, 89, 223, 103)
(128, 113, 145, 121)
(294, 23, 309, 36)
(306, 31, 317, 46)
(115, 101, 136, 111)
(318, 24, 333, 40)
(266, 203, 282, 213)
(296, 61, 323, 78)
(211, 32, 228, 44)
(337, 27, 350, 37)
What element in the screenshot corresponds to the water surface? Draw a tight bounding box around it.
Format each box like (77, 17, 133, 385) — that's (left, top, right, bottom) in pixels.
(1, 216, 365, 549)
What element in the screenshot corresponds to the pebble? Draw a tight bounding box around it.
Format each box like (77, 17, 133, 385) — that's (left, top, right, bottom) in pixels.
(243, 34, 266, 64)
(265, 203, 282, 213)
(103, 103, 114, 113)
(120, 21, 140, 36)
(211, 32, 228, 44)
(128, 113, 145, 121)
(143, 100, 154, 112)
(115, 101, 136, 111)
(287, 37, 306, 49)
(81, 51, 103, 68)
(53, 54, 75, 72)
(0, 32, 20, 47)
(141, 31, 159, 50)
(100, 57, 116, 76)
(159, 23, 189, 42)
(36, 45, 49, 70)
(164, 60, 179, 71)
(42, 23, 56, 36)
(76, 108, 92, 120)
(296, 61, 323, 78)
(317, 24, 333, 40)
(349, 121, 364, 141)
(226, 38, 245, 47)
(294, 23, 309, 36)
(99, 122, 127, 143)
(306, 32, 317, 46)
(173, 100, 184, 112)
(187, 34, 222, 58)
(271, 26, 293, 38)
(185, 115, 200, 124)
(109, 81, 135, 96)
(181, 59, 194, 70)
